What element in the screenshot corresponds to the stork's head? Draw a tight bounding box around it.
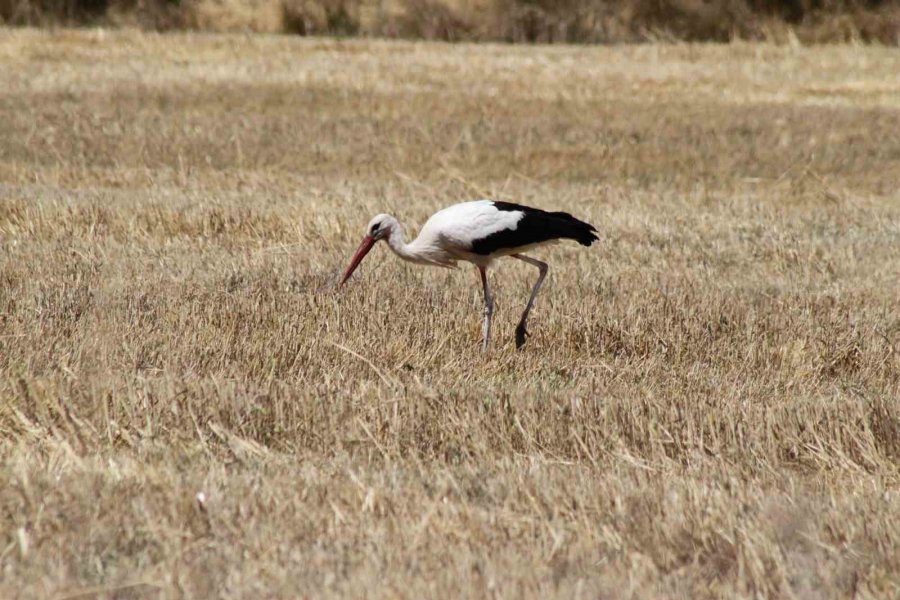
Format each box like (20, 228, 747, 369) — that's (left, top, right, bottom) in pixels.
(340, 214, 397, 286)
(365, 214, 396, 241)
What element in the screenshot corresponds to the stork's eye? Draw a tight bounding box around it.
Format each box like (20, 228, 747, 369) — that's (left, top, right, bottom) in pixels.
(370, 222, 382, 235)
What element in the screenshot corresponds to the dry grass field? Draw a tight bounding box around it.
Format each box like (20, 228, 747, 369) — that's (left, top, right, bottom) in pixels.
(1, 29, 900, 598)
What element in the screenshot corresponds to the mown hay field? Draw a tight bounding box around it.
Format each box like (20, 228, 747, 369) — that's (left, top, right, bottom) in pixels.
(1, 29, 900, 598)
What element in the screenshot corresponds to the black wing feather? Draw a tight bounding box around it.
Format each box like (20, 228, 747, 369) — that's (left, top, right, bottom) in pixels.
(470, 201, 598, 255)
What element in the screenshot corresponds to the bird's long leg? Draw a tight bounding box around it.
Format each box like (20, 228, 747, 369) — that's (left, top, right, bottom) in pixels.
(479, 266, 494, 353)
(512, 254, 548, 349)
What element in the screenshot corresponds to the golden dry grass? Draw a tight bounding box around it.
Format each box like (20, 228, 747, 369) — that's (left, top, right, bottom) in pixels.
(1, 29, 900, 598)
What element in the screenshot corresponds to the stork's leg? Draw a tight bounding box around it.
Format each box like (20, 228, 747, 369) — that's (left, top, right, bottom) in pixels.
(478, 266, 494, 352)
(512, 254, 548, 349)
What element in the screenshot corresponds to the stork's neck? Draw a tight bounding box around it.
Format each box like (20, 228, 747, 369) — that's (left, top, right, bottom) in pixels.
(385, 221, 417, 262)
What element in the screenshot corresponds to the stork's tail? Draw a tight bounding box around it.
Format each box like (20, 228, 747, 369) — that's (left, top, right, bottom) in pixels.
(549, 210, 599, 247)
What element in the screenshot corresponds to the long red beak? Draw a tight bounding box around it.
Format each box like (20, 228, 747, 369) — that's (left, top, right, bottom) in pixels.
(340, 235, 376, 286)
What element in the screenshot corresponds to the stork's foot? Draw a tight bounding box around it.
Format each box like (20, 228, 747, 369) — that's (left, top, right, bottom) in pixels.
(515, 323, 529, 349)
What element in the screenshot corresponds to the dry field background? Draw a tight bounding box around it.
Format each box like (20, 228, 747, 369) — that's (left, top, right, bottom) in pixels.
(3, 0, 900, 45)
(1, 29, 900, 598)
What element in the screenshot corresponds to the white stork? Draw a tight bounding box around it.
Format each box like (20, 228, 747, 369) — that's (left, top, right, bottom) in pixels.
(340, 200, 598, 351)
